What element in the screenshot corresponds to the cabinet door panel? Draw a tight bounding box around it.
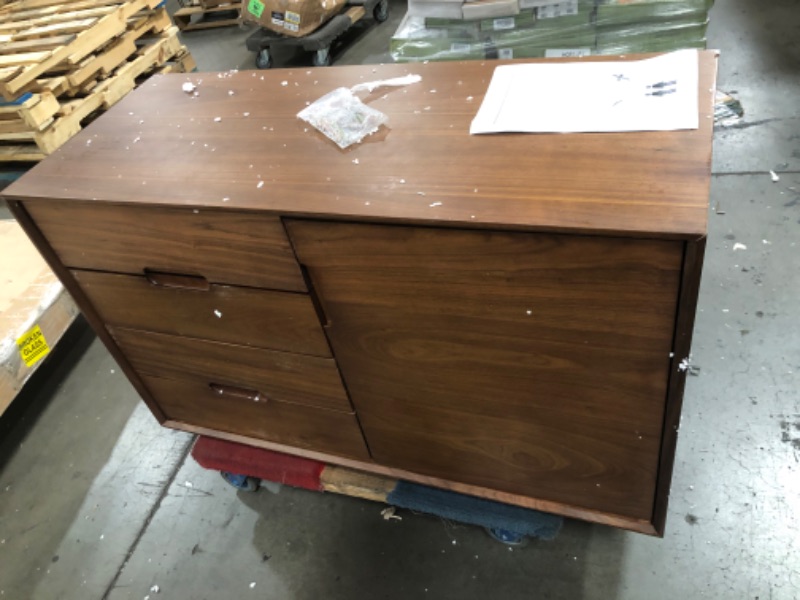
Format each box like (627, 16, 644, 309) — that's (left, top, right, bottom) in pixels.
(286, 220, 683, 521)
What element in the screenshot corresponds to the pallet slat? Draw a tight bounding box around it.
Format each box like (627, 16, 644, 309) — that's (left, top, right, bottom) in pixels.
(0, 49, 51, 67)
(67, 9, 171, 88)
(0, 33, 76, 54)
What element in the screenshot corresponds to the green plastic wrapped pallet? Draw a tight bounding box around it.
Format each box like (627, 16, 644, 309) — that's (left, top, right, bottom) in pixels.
(392, 0, 714, 62)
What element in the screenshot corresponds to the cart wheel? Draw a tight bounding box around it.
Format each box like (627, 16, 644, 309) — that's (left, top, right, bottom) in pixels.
(221, 471, 260, 492)
(255, 48, 272, 70)
(486, 527, 528, 546)
(312, 47, 331, 67)
(373, 0, 389, 22)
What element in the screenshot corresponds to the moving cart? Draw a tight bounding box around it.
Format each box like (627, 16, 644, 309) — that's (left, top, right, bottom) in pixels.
(245, 0, 388, 68)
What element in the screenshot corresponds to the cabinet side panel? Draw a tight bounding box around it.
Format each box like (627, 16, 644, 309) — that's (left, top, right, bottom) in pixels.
(287, 220, 684, 522)
(7, 200, 167, 422)
(652, 238, 706, 536)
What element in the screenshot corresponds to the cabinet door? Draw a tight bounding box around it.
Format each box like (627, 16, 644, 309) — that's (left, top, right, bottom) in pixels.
(286, 221, 683, 521)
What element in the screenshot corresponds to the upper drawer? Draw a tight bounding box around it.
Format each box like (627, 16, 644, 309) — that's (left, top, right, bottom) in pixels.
(23, 201, 306, 292)
(72, 270, 331, 358)
(113, 328, 352, 413)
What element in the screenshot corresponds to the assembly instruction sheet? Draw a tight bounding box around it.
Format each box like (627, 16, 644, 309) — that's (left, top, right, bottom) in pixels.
(470, 50, 700, 135)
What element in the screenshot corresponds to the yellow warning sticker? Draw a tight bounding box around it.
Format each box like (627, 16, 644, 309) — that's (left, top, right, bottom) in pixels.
(17, 325, 50, 368)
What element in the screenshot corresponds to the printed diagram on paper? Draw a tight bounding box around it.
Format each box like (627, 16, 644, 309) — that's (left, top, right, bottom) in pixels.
(470, 50, 700, 135)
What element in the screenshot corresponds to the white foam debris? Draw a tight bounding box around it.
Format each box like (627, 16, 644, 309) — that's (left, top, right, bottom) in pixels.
(732, 243, 747, 251)
(250, 582, 257, 589)
(381, 507, 402, 521)
(257, 181, 264, 189)
(281, 81, 288, 86)
(770, 170, 780, 182)
(243, 112, 250, 117)
(429, 202, 442, 207)
(214, 310, 222, 318)
(182, 82, 196, 93)
(150, 585, 160, 594)
(214, 117, 222, 123)
(185, 481, 193, 488)
(352, 158, 360, 164)
(466, 96, 474, 101)
(228, 90, 235, 96)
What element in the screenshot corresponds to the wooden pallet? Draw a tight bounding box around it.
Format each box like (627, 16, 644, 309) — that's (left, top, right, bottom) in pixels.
(0, 9, 171, 124)
(0, 26, 189, 161)
(0, 218, 79, 417)
(173, 2, 242, 31)
(0, 0, 166, 100)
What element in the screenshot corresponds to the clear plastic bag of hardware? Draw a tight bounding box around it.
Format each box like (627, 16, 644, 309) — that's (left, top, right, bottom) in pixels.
(297, 87, 388, 149)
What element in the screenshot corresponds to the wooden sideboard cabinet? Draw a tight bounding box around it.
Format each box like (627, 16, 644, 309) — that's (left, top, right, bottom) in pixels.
(3, 52, 717, 536)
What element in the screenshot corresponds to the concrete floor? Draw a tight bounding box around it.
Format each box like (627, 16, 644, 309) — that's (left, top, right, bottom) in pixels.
(2, 0, 800, 598)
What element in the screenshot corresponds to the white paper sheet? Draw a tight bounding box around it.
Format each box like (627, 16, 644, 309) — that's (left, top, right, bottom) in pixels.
(470, 50, 700, 135)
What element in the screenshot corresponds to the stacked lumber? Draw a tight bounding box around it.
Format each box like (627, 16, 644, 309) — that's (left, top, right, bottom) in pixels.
(0, 0, 197, 162)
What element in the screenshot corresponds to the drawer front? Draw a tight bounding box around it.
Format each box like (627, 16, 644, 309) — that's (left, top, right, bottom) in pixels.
(73, 270, 331, 357)
(114, 328, 352, 412)
(142, 373, 369, 460)
(24, 201, 306, 292)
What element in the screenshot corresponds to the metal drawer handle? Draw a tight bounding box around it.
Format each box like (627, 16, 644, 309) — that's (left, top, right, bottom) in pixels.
(144, 269, 210, 291)
(209, 383, 264, 403)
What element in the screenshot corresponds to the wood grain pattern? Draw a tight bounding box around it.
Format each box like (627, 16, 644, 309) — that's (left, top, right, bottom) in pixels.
(113, 327, 352, 412)
(72, 269, 331, 357)
(3, 52, 716, 240)
(23, 200, 307, 292)
(171, 420, 657, 535)
(143, 374, 370, 460)
(319, 466, 398, 503)
(288, 220, 683, 520)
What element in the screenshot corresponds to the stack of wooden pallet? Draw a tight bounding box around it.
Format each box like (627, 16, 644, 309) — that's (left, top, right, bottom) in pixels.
(0, 0, 196, 162)
(173, 0, 242, 32)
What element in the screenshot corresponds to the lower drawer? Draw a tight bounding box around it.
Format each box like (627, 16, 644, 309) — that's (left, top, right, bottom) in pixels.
(113, 328, 352, 412)
(142, 373, 370, 460)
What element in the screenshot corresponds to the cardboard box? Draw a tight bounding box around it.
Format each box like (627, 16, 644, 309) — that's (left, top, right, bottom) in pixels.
(241, 0, 346, 37)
